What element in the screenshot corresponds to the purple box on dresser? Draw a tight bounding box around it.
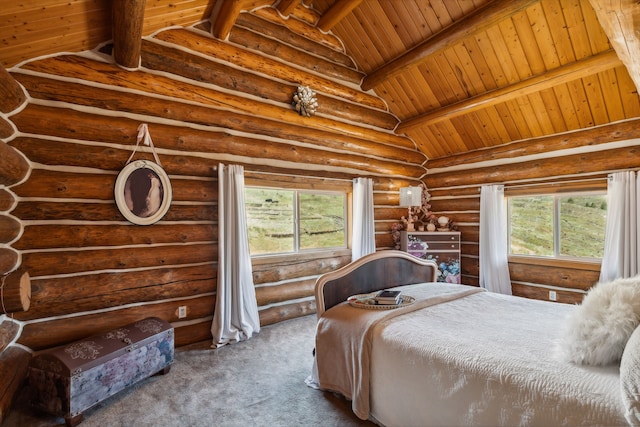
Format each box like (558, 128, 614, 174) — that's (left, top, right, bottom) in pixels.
(27, 317, 174, 427)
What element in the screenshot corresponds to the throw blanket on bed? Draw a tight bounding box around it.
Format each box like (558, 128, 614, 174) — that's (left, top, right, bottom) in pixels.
(314, 283, 484, 419)
(313, 282, 628, 426)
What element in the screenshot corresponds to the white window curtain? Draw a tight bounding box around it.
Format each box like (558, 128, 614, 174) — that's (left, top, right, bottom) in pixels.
(599, 171, 639, 282)
(352, 177, 375, 261)
(479, 184, 512, 294)
(211, 163, 260, 348)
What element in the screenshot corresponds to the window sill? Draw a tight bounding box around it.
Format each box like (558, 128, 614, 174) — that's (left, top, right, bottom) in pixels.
(508, 255, 601, 271)
(251, 248, 351, 265)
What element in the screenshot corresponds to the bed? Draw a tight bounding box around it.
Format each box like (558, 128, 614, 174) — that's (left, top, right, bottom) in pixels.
(307, 250, 640, 427)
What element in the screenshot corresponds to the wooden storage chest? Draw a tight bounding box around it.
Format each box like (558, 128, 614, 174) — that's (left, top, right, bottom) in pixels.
(27, 317, 174, 426)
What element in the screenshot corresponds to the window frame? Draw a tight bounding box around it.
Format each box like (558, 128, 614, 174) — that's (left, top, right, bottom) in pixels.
(244, 184, 349, 258)
(506, 182, 607, 264)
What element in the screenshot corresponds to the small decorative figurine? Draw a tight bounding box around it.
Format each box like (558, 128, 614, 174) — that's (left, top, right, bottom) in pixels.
(292, 85, 318, 117)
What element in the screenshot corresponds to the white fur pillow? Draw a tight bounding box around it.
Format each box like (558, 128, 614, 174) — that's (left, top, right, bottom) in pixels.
(560, 276, 640, 366)
(621, 324, 640, 426)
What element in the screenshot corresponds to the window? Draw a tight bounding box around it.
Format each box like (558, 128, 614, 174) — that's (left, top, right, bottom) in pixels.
(245, 187, 347, 256)
(508, 192, 607, 260)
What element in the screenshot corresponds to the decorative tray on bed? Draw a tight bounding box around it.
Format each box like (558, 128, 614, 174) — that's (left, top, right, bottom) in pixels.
(347, 293, 416, 310)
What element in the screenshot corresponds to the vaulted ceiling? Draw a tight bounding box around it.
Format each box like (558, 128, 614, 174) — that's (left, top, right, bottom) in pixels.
(1, 0, 639, 161)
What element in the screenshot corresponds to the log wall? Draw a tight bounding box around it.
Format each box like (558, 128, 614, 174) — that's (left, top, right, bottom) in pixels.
(425, 119, 640, 303)
(0, 7, 425, 351)
(6, 0, 629, 354)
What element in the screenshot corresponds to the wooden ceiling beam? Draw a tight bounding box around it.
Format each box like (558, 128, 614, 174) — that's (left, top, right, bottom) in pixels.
(589, 0, 640, 93)
(276, 0, 299, 17)
(361, 0, 537, 91)
(397, 49, 621, 133)
(427, 116, 640, 170)
(317, 0, 363, 32)
(210, 0, 274, 39)
(112, 0, 146, 69)
(210, 0, 245, 39)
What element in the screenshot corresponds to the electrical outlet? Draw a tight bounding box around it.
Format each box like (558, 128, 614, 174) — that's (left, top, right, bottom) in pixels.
(549, 290, 557, 301)
(178, 306, 187, 319)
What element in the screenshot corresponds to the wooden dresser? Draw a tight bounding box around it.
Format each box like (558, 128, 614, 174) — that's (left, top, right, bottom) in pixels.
(400, 231, 461, 284)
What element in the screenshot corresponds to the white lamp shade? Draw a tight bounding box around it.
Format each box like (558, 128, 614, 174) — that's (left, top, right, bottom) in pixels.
(399, 186, 422, 207)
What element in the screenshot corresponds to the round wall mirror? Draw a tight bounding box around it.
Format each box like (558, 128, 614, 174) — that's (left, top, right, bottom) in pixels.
(114, 160, 172, 225)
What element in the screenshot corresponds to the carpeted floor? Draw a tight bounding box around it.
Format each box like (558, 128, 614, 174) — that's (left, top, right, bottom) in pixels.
(5, 315, 373, 427)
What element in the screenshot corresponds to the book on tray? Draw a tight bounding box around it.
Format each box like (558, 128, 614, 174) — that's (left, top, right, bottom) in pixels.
(375, 290, 402, 305)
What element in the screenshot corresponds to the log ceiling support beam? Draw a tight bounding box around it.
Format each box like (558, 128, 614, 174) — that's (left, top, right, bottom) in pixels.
(210, 0, 358, 38)
(210, 0, 245, 39)
(276, 0, 299, 17)
(397, 49, 621, 134)
(112, 0, 146, 69)
(361, 0, 537, 91)
(589, 0, 640, 93)
(427, 116, 640, 170)
(317, 0, 363, 32)
(210, 0, 272, 39)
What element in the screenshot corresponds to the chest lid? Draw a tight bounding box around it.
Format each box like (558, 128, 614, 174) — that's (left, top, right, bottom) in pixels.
(29, 317, 173, 376)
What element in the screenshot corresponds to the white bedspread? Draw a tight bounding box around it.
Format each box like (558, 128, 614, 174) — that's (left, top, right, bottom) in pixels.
(312, 283, 628, 426)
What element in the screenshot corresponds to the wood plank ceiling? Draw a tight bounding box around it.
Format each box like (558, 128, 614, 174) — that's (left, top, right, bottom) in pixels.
(1, 0, 639, 161)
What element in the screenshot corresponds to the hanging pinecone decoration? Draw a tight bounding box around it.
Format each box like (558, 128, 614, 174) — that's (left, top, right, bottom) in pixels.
(292, 85, 318, 117)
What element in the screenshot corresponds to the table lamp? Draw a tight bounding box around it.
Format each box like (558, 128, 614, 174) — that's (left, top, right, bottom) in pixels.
(399, 186, 422, 231)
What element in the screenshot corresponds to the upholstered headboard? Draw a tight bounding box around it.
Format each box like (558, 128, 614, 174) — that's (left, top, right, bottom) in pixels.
(314, 250, 438, 318)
